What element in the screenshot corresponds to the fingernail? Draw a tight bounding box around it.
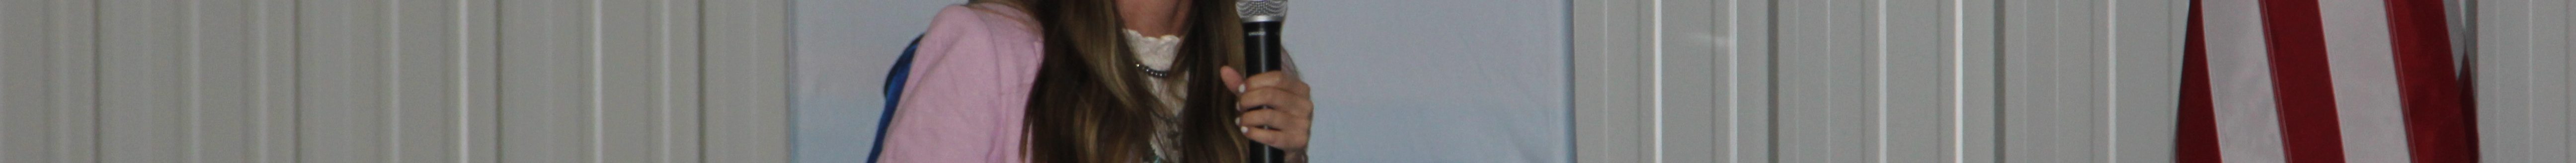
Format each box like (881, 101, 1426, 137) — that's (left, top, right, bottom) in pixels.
(1235, 85, 1246, 93)
(1241, 127, 1251, 133)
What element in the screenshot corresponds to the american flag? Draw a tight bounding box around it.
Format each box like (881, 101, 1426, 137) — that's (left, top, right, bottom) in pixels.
(2178, 0, 2479, 163)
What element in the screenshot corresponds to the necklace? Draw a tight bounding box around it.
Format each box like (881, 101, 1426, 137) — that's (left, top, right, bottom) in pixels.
(1125, 29, 1182, 78)
(1136, 64, 1172, 78)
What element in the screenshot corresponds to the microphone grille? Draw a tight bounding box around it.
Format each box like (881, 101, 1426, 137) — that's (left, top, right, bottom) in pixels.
(1237, 0, 1285, 19)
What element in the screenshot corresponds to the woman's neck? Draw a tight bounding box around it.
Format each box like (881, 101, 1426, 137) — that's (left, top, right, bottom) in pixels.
(1118, 0, 1189, 36)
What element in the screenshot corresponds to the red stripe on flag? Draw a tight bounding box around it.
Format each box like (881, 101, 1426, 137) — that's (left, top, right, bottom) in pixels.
(2379, 0, 2479, 162)
(2254, 0, 2348, 162)
(2177, 0, 2222, 162)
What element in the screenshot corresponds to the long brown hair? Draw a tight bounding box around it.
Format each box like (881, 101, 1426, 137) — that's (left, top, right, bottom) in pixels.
(984, 0, 1249, 162)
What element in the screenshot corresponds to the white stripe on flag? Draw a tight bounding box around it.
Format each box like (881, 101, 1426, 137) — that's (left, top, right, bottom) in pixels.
(2319, 0, 2416, 162)
(2204, 0, 2290, 162)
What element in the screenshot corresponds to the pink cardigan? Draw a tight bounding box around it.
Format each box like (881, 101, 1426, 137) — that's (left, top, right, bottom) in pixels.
(878, 3, 1045, 163)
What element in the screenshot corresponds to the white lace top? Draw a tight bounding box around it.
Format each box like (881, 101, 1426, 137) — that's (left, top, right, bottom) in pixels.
(1125, 29, 1191, 163)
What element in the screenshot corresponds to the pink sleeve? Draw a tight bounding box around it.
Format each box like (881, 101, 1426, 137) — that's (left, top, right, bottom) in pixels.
(877, 4, 1043, 163)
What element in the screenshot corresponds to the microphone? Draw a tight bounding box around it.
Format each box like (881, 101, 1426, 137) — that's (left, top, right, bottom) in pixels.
(1237, 0, 1288, 163)
(1240, 0, 1285, 72)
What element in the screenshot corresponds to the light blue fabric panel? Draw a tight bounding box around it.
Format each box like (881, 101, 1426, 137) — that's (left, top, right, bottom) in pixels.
(789, 0, 949, 163)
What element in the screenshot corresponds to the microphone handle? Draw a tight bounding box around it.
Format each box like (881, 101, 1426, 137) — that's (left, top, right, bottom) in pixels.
(1241, 20, 1287, 163)
(1245, 21, 1284, 72)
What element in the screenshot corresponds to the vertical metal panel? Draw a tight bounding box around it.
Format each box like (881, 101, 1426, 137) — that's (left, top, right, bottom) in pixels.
(2477, 0, 2575, 161)
(2541, 0, 2571, 161)
(98, 0, 187, 163)
(1658, 0, 1721, 161)
(456, 0, 499, 162)
(188, 0, 258, 162)
(0, 0, 54, 161)
(457, 0, 503, 162)
(2108, 0, 2178, 162)
(597, 0, 658, 162)
(2067, 0, 2106, 162)
(50, 0, 101, 162)
(1999, 0, 2117, 162)
(1579, 0, 2182, 162)
(1725, 0, 1776, 162)
(703, 0, 791, 162)
(390, 0, 461, 162)
(1574, 0, 1654, 162)
(1997, 0, 2057, 161)
(2540, 0, 2576, 160)
(1880, 0, 1946, 162)
(653, 0, 708, 162)
(0, 0, 76, 162)
(498, 0, 597, 162)
(1773, 0, 1875, 161)
(1573, 0, 1653, 161)
(591, 0, 703, 162)
(1954, 0, 2002, 162)
(251, 0, 301, 162)
(2474, 0, 2529, 161)
(298, 0, 392, 162)
(2062, 0, 2104, 162)
(50, 0, 102, 161)
(0, 0, 778, 162)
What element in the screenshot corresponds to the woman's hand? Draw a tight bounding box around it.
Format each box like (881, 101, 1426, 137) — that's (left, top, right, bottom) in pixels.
(1218, 66, 1312, 155)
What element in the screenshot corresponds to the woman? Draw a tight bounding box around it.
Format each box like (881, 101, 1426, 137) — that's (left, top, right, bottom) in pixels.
(876, 0, 1314, 162)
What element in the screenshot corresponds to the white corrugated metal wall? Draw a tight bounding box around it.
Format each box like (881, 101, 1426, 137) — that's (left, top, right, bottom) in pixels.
(0, 0, 790, 162)
(2471, 0, 2576, 162)
(1580, 0, 2575, 162)
(1576, 0, 2188, 162)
